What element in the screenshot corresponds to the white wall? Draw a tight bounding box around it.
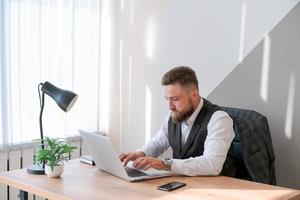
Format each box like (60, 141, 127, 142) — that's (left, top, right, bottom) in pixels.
(105, 0, 299, 156)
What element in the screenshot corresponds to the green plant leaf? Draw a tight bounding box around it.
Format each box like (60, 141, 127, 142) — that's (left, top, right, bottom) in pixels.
(33, 136, 77, 169)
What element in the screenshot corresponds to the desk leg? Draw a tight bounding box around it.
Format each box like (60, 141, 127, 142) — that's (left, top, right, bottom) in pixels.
(18, 190, 28, 200)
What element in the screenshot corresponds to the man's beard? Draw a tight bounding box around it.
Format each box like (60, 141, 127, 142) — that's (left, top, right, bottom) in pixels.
(171, 105, 195, 124)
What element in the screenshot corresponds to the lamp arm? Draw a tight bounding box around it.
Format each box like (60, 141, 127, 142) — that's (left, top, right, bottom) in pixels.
(39, 92, 45, 150)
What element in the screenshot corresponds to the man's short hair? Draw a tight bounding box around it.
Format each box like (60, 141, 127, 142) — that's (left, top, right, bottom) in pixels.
(161, 66, 198, 89)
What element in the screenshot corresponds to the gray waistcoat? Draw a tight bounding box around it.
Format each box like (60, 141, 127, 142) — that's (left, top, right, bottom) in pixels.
(168, 98, 236, 176)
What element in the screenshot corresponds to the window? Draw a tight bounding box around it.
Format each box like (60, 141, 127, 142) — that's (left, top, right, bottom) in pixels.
(0, 0, 107, 145)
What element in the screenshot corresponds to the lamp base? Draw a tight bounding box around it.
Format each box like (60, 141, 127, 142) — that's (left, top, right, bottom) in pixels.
(27, 164, 45, 175)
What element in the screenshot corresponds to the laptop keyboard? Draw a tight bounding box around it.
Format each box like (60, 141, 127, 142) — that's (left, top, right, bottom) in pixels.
(125, 167, 148, 177)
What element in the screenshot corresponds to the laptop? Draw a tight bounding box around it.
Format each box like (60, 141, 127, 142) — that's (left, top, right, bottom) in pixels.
(79, 130, 171, 182)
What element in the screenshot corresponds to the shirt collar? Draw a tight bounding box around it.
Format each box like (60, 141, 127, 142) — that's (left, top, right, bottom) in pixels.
(184, 97, 203, 126)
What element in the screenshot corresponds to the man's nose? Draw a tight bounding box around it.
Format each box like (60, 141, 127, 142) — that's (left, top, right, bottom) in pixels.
(168, 101, 175, 110)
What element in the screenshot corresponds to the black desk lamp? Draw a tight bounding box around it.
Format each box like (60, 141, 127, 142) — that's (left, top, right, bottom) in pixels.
(27, 81, 78, 174)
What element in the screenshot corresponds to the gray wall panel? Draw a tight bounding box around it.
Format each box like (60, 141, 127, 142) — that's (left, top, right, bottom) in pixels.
(208, 2, 300, 189)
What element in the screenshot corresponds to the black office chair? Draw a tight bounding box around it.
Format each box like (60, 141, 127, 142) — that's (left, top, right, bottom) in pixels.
(222, 107, 276, 185)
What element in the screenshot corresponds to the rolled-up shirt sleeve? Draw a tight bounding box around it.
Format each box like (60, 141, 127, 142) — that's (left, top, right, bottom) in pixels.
(171, 111, 234, 176)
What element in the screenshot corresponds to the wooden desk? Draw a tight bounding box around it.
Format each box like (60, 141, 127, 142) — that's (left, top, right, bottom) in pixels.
(0, 159, 299, 200)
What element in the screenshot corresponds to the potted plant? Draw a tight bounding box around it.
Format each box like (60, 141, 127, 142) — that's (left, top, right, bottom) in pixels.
(34, 136, 77, 178)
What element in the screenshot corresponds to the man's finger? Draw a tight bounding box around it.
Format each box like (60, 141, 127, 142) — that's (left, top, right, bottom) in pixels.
(119, 153, 126, 161)
(124, 153, 136, 166)
(132, 157, 143, 168)
(123, 158, 130, 166)
(133, 157, 147, 168)
(135, 158, 148, 169)
(144, 163, 153, 170)
(120, 153, 130, 162)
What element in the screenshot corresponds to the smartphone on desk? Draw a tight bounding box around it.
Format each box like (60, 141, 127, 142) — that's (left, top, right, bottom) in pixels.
(157, 181, 186, 191)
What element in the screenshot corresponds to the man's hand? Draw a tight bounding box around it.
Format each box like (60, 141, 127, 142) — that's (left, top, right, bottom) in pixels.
(132, 157, 165, 170)
(119, 151, 146, 166)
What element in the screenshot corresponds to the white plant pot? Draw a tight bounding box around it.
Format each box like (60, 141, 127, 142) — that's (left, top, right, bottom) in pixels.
(45, 165, 64, 178)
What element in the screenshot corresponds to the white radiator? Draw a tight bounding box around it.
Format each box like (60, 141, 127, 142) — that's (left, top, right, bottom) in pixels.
(0, 137, 86, 200)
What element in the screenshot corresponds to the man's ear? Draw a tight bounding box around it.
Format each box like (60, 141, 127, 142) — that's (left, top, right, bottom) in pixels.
(192, 88, 199, 98)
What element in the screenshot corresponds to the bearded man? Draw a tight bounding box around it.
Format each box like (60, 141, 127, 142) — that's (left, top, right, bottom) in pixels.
(120, 66, 236, 176)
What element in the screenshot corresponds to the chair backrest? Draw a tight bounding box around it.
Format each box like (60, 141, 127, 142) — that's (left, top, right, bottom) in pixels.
(221, 106, 276, 185)
(223, 107, 251, 180)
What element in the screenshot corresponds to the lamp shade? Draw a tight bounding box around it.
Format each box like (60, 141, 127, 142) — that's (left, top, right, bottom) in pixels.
(41, 81, 78, 112)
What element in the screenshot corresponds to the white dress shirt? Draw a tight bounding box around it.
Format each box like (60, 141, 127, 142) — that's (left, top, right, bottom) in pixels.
(139, 98, 234, 176)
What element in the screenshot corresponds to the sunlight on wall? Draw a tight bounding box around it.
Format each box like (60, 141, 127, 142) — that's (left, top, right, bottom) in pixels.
(260, 35, 271, 102)
(145, 86, 152, 143)
(130, 0, 134, 26)
(119, 39, 123, 147)
(238, 2, 247, 62)
(120, 0, 124, 12)
(285, 71, 296, 140)
(146, 18, 155, 59)
(128, 56, 132, 123)
(99, 0, 112, 134)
